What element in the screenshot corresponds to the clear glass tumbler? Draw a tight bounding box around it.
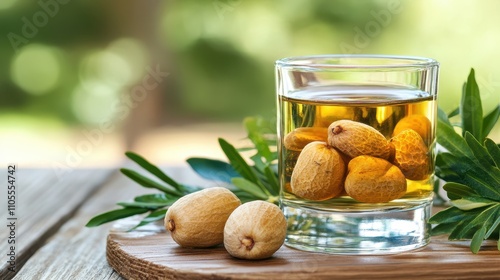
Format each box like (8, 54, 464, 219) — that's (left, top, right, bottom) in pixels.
(276, 55, 439, 254)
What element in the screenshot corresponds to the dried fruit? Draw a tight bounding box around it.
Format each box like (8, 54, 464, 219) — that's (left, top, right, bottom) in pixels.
(224, 201, 286, 260)
(390, 129, 430, 180)
(327, 120, 393, 160)
(283, 127, 328, 151)
(345, 155, 407, 203)
(164, 187, 241, 248)
(290, 141, 345, 201)
(393, 115, 431, 144)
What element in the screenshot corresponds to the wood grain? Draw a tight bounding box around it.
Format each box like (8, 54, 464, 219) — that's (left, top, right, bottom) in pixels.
(11, 166, 209, 280)
(5, 167, 500, 280)
(11, 170, 127, 280)
(107, 221, 500, 280)
(0, 168, 114, 280)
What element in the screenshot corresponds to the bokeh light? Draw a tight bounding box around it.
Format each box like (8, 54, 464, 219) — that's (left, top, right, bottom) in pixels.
(161, 2, 204, 50)
(75, 38, 149, 125)
(0, 0, 17, 10)
(79, 50, 131, 89)
(71, 81, 119, 124)
(230, 4, 289, 61)
(108, 38, 150, 84)
(10, 44, 63, 95)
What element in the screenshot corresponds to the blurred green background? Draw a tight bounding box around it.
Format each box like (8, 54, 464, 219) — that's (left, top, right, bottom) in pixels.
(1, 0, 499, 167)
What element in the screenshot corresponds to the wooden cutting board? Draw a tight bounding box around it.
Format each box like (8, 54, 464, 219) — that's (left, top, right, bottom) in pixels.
(106, 220, 500, 280)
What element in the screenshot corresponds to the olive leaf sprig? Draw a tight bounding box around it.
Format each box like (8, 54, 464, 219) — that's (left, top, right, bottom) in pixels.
(85, 117, 279, 230)
(430, 69, 500, 253)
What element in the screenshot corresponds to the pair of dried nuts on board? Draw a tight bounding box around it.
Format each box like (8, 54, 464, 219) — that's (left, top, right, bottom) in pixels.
(165, 187, 286, 260)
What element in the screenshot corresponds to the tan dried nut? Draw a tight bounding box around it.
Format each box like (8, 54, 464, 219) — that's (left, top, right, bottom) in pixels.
(284, 127, 328, 151)
(345, 155, 407, 203)
(328, 120, 393, 160)
(393, 115, 431, 144)
(291, 141, 345, 201)
(390, 129, 429, 180)
(165, 187, 241, 248)
(224, 201, 286, 260)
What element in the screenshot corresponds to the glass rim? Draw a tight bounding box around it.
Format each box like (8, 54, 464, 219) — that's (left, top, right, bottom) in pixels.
(275, 54, 439, 69)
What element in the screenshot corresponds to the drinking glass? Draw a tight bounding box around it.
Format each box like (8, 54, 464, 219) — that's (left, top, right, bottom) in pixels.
(276, 55, 439, 254)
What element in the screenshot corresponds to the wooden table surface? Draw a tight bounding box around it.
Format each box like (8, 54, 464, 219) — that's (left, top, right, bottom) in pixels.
(1, 167, 499, 280)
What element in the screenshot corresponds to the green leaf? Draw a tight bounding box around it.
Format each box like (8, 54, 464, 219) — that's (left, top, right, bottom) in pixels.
(250, 153, 267, 172)
(300, 105, 316, 127)
(431, 222, 459, 236)
(482, 105, 500, 140)
(464, 132, 495, 167)
(244, 117, 276, 163)
(438, 107, 453, 127)
(435, 154, 461, 182)
(186, 157, 240, 183)
(460, 69, 483, 141)
(449, 218, 475, 240)
(485, 209, 500, 239)
(433, 179, 447, 204)
(120, 168, 183, 196)
(471, 226, 487, 254)
(435, 168, 461, 183)
(251, 166, 276, 197)
(442, 157, 500, 200)
(178, 184, 203, 194)
(116, 201, 172, 209)
(263, 165, 280, 195)
(231, 177, 268, 200)
(432, 206, 487, 240)
(443, 182, 479, 200)
(218, 138, 260, 184)
(231, 189, 265, 203)
(437, 118, 474, 159)
(448, 107, 460, 118)
(134, 193, 172, 203)
(439, 153, 474, 174)
(450, 205, 498, 239)
(462, 168, 500, 200)
(86, 207, 149, 227)
(429, 206, 469, 224)
(129, 209, 168, 231)
(450, 197, 496, 210)
(125, 152, 181, 190)
(485, 138, 500, 168)
(425, 69, 500, 253)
